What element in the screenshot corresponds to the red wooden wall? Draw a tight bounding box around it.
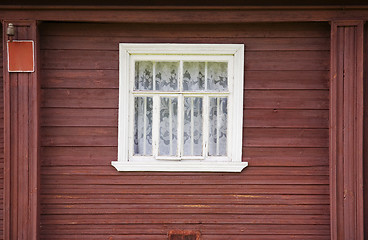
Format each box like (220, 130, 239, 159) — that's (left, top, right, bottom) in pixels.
(39, 22, 330, 239)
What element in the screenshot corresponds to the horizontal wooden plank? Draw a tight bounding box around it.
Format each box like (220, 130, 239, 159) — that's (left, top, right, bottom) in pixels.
(244, 128, 328, 147)
(244, 90, 329, 109)
(41, 69, 118, 89)
(41, 89, 118, 108)
(40, 193, 330, 205)
(244, 147, 328, 166)
(41, 50, 329, 71)
(41, 146, 115, 165)
(40, 184, 329, 195)
(40, 108, 327, 128)
(40, 165, 328, 176)
(40, 175, 328, 185)
(244, 70, 329, 90)
(41, 50, 118, 70)
(39, 213, 329, 224)
(200, 235, 330, 240)
(40, 223, 330, 235)
(41, 204, 329, 215)
(41, 89, 328, 109)
(40, 235, 163, 240)
(40, 22, 330, 38)
(39, 234, 330, 240)
(40, 127, 328, 147)
(40, 146, 328, 167)
(41, 108, 117, 127)
(244, 109, 328, 128)
(41, 127, 117, 147)
(41, 69, 329, 90)
(245, 51, 329, 71)
(41, 35, 330, 51)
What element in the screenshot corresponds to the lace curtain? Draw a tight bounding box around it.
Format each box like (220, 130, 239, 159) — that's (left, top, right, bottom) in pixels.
(133, 61, 228, 157)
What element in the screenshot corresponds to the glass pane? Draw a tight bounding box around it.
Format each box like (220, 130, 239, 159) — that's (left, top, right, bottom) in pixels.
(155, 62, 179, 91)
(208, 97, 228, 156)
(134, 96, 153, 155)
(183, 97, 203, 156)
(183, 62, 205, 91)
(135, 61, 153, 90)
(159, 97, 178, 156)
(207, 62, 228, 91)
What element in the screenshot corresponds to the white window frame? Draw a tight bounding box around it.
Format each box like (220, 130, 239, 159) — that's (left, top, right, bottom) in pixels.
(112, 44, 248, 172)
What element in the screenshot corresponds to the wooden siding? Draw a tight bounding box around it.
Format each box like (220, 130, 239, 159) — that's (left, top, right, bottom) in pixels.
(0, 26, 3, 240)
(39, 22, 330, 239)
(0, 0, 366, 6)
(364, 24, 368, 239)
(329, 21, 364, 240)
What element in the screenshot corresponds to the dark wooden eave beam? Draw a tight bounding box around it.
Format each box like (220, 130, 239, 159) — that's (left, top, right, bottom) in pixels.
(1, 5, 368, 9)
(2, 6, 368, 22)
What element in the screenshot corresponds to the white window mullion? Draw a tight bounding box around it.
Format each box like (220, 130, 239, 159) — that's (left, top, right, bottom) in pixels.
(205, 61, 208, 91)
(190, 97, 194, 156)
(216, 97, 220, 156)
(153, 62, 156, 91)
(197, 97, 201, 156)
(203, 95, 209, 158)
(179, 60, 183, 92)
(177, 60, 184, 158)
(169, 99, 173, 156)
(177, 95, 183, 158)
(143, 96, 147, 155)
(152, 95, 159, 158)
(203, 62, 209, 158)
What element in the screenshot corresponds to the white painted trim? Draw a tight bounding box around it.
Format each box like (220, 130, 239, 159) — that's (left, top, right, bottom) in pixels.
(112, 161, 248, 172)
(131, 55, 232, 62)
(118, 44, 130, 163)
(116, 43, 247, 172)
(120, 43, 242, 55)
(232, 45, 245, 163)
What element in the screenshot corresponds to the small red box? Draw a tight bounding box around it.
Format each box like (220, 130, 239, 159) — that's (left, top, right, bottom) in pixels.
(7, 40, 34, 72)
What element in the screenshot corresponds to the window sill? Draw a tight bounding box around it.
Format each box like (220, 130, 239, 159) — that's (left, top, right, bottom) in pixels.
(111, 161, 248, 172)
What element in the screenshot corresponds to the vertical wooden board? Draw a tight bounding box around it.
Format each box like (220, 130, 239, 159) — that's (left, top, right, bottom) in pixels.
(343, 26, 356, 240)
(0, 25, 3, 240)
(364, 23, 368, 240)
(3, 21, 40, 240)
(330, 21, 364, 240)
(336, 26, 345, 239)
(356, 23, 365, 240)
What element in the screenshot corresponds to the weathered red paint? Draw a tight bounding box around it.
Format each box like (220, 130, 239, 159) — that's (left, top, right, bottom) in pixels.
(168, 230, 201, 240)
(7, 41, 34, 72)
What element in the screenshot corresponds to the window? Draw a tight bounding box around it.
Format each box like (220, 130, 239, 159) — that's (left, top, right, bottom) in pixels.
(112, 44, 247, 172)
